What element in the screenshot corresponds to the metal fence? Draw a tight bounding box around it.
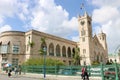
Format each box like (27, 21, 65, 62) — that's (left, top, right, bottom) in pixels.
(21, 65, 101, 76)
(19, 63, 120, 80)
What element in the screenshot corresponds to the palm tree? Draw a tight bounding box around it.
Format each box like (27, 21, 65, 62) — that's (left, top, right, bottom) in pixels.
(39, 37, 47, 55)
(72, 47, 81, 65)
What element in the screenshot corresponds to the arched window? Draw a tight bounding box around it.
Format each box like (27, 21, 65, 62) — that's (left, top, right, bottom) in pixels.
(49, 43, 54, 56)
(100, 55, 103, 62)
(67, 47, 71, 57)
(56, 44, 60, 57)
(94, 51, 96, 61)
(62, 46, 66, 57)
(97, 55, 99, 62)
(72, 48, 75, 58)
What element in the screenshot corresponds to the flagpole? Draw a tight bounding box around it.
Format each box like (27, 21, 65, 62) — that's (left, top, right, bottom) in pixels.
(80, 3, 86, 13)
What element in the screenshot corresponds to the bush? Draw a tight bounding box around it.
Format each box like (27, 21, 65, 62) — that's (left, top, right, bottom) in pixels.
(91, 61, 100, 65)
(22, 58, 65, 66)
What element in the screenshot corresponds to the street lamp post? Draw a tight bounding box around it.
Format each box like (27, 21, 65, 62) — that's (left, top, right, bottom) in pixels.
(113, 45, 120, 80)
(43, 46, 47, 80)
(114, 45, 120, 63)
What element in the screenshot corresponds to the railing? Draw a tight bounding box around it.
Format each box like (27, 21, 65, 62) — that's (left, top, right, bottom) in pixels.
(3, 63, 118, 80)
(21, 65, 102, 76)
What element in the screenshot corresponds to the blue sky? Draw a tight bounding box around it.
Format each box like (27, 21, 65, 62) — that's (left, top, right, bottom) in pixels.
(55, 0, 94, 19)
(1, 0, 120, 53)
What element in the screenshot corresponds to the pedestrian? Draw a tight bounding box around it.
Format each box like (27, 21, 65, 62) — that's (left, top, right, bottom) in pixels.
(81, 66, 85, 79)
(8, 68, 12, 77)
(5, 68, 8, 73)
(18, 65, 22, 75)
(83, 66, 89, 80)
(14, 66, 18, 75)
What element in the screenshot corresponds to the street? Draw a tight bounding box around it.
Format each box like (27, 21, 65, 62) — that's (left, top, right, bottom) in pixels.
(0, 74, 40, 80)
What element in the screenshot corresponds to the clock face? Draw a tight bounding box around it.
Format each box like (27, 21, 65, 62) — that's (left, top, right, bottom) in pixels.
(80, 21, 85, 26)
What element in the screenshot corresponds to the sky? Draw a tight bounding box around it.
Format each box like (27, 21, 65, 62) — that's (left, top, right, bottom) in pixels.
(0, 0, 120, 54)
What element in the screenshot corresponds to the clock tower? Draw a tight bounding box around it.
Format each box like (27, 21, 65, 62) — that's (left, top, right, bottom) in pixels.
(78, 12, 93, 65)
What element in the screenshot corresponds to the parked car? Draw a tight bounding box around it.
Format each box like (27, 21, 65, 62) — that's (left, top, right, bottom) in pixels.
(104, 67, 120, 80)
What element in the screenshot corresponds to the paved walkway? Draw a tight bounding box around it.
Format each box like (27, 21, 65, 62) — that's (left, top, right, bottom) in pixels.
(0, 71, 102, 80)
(22, 73, 102, 80)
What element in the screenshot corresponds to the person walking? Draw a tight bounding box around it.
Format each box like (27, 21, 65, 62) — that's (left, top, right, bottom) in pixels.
(81, 66, 89, 80)
(8, 68, 12, 77)
(14, 66, 18, 75)
(83, 66, 89, 80)
(81, 66, 85, 79)
(18, 65, 22, 75)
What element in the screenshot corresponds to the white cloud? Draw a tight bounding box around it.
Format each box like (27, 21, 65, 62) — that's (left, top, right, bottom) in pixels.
(92, 0, 120, 7)
(71, 36, 79, 42)
(92, 0, 120, 53)
(0, 0, 79, 39)
(0, 0, 17, 18)
(0, 17, 3, 24)
(0, 25, 12, 33)
(30, 0, 78, 38)
(93, 6, 119, 24)
(0, 0, 18, 28)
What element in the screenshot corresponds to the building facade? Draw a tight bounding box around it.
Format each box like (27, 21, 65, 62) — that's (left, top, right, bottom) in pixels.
(78, 12, 108, 65)
(0, 12, 108, 69)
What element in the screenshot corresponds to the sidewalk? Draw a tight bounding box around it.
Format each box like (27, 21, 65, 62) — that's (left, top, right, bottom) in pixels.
(0, 71, 102, 80)
(22, 73, 102, 80)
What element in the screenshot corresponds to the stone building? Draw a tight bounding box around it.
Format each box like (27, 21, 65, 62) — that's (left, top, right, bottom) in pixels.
(0, 12, 108, 69)
(78, 12, 108, 65)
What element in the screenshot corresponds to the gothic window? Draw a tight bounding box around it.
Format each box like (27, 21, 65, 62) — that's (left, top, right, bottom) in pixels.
(81, 29, 86, 36)
(94, 51, 96, 61)
(88, 20, 91, 26)
(83, 49, 86, 54)
(82, 37, 85, 42)
(102, 36, 104, 40)
(100, 56, 103, 62)
(97, 55, 99, 62)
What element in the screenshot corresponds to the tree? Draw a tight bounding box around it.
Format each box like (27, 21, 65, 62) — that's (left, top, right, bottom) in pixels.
(39, 37, 46, 55)
(28, 41, 35, 48)
(28, 40, 35, 55)
(72, 47, 81, 65)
